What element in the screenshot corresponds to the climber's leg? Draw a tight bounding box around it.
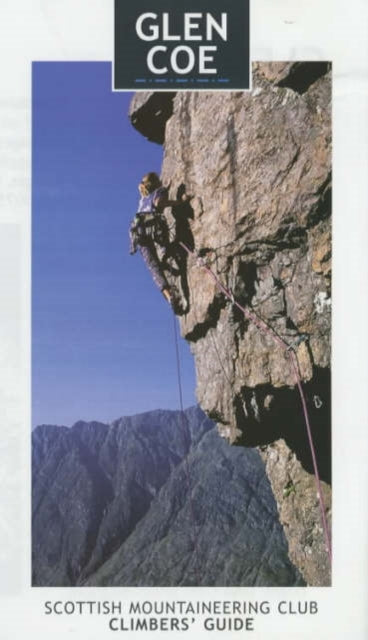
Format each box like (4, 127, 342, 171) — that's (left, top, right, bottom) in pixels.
(161, 242, 181, 276)
(139, 242, 169, 293)
(140, 241, 184, 314)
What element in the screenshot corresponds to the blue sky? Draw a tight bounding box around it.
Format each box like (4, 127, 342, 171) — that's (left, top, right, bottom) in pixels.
(32, 62, 196, 428)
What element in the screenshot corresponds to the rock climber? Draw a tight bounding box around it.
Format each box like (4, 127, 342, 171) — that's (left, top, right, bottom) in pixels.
(129, 171, 190, 312)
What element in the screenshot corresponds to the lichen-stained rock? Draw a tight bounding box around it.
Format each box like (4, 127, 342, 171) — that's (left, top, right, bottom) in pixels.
(129, 62, 332, 585)
(259, 439, 331, 587)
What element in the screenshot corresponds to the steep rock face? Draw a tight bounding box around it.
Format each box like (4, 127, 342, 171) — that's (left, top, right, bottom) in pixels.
(129, 62, 332, 585)
(32, 408, 303, 587)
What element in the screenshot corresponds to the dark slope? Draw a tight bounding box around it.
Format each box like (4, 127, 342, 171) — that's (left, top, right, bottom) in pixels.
(32, 407, 304, 586)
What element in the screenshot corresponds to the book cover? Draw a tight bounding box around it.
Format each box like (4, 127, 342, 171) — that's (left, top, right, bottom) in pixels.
(0, 1, 367, 638)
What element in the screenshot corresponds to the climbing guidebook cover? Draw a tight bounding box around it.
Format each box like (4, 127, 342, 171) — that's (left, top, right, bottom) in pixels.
(1, 0, 368, 638)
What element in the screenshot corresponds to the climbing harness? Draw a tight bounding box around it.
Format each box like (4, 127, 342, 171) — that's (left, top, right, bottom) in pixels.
(178, 241, 332, 568)
(172, 312, 201, 585)
(129, 212, 169, 255)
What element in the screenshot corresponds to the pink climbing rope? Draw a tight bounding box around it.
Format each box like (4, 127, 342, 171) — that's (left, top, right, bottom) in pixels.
(179, 241, 332, 567)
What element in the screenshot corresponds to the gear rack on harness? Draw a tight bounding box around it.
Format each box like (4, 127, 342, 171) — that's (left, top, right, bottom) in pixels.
(129, 211, 169, 255)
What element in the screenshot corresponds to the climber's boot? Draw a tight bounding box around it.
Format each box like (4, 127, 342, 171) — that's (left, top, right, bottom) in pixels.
(162, 285, 185, 315)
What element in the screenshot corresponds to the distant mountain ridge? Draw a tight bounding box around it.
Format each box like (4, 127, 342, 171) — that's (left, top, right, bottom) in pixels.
(32, 406, 304, 586)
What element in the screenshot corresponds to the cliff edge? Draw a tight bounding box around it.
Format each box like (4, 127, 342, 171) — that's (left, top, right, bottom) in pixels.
(129, 62, 332, 585)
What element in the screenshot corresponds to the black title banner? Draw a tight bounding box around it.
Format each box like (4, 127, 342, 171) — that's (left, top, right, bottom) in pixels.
(114, 0, 250, 90)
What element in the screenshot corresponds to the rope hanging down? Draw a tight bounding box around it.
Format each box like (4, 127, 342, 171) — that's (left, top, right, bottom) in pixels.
(178, 241, 332, 567)
(172, 312, 201, 585)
